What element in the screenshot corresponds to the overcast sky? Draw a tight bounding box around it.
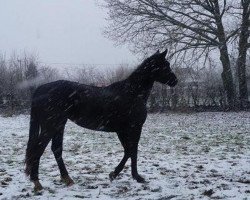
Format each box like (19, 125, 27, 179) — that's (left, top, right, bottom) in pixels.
(0, 0, 138, 67)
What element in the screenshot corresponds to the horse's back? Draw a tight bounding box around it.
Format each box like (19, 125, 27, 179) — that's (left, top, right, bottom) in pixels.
(32, 80, 73, 105)
(31, 80, 111, 121)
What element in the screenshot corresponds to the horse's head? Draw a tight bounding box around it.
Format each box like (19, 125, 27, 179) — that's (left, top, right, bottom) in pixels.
(147, 49, 178, 87)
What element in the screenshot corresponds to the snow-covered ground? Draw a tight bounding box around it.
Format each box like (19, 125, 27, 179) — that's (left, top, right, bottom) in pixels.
(0, 112, 249, 200)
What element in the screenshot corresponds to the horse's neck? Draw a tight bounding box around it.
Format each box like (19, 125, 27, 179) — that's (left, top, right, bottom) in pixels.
(124, 70, 154, 102)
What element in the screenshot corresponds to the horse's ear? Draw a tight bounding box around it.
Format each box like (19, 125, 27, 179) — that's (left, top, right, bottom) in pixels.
(155, 50, 160, 55)
(161, 49, 168, 57)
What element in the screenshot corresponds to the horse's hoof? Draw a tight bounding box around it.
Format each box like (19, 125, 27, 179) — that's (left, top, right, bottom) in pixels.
(33, 181, 43, 192)
(109, 171, 117, 182)
(133, 175, 146, 183)
(61, 175, 74, 186)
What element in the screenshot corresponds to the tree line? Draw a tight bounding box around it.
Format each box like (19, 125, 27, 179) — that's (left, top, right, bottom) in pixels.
(0, 53, 248, 116)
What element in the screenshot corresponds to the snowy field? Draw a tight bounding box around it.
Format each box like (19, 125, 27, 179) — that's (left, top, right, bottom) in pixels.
(0, 112, 249, 200)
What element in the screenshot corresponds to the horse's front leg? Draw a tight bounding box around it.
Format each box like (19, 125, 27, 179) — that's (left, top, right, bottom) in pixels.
(110, 127, 145, 183)
(109, 131, 130, 181)
(130, 126, 146, 183)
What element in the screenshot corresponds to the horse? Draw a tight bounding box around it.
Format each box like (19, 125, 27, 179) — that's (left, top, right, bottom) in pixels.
(25, 49, 178, 191)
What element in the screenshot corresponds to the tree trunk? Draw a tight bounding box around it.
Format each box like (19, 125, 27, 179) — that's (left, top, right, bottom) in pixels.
(237, 45, 249, 107)
(219, 47, 236, 109)
(213, 1, 236, 109)
(170, 87, 178, 110)
(236, 1, 250, 108)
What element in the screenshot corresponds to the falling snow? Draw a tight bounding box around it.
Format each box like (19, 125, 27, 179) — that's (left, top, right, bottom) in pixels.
(0, 112, 249, 199)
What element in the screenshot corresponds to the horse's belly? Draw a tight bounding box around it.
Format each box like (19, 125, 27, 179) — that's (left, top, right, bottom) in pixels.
(67, 107, 136, 132)
(69, 116, 116, 132)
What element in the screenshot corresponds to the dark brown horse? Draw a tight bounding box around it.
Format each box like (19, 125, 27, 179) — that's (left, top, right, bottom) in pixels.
(25, 49, 178, 191)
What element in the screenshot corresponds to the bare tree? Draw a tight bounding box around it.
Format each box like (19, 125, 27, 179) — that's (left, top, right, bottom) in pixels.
(39, 65, 59, 83)
(0, 56, 7, 105)
(104, 0, 250, 108)
(24, 61, 39, 99)
(0, 52, 59, 115)
(235, 0, 250, 107)
(105, 64, 133, 84)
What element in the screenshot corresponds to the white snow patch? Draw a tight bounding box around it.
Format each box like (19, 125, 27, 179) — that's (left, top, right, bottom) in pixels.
(0, 112, 249, 199)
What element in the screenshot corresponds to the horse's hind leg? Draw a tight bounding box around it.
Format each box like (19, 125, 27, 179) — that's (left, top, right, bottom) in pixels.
(109, 131, 130, 181)
(30, 127, 53, 192)
(51, 123, 74, 186)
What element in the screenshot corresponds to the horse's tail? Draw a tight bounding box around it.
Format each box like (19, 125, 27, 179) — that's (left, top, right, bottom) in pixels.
(25, 104, 40, 177)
